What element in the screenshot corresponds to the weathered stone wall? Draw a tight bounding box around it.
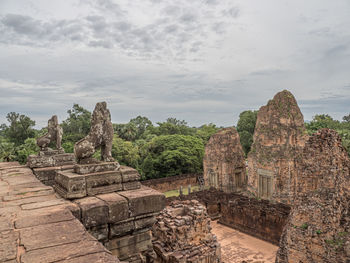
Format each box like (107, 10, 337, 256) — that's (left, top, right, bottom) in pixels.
(247, 90, 308, 204)
(204, 127, 246, 193)
(152, 200, 221, 263)
(219, 195, 290, 245)
(142, 174, 199, 192)
(167, 189, 291, 245)
(72, 185, 165, 262)
(276, 129, 350, 262)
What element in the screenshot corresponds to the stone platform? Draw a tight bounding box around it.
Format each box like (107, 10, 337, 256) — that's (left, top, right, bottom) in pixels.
(0, 162, 120, 263)
(27, 149, 75, 186)
(54, 164, 141, 199)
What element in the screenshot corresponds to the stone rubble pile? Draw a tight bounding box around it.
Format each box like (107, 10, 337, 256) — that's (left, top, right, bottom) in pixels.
(152, 200, 221, 263)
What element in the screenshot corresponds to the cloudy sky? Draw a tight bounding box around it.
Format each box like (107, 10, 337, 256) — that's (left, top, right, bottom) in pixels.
(0, 0, 349, 128)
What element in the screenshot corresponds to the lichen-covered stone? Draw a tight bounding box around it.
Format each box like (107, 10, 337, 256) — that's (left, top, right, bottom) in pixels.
(36, 115, 63, 151)
(74, 102, 115, 164)
(276, 129, 350, 263)
(203, 127, 246, 193)
(152, 200, 221, 263)
(247, 90, 308, 203)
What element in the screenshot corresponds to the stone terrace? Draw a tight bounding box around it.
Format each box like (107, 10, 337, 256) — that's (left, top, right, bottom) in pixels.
(0, 162, 120, 263)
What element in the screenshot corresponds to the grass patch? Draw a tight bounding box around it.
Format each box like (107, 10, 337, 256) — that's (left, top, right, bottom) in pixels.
(164, 185, 201, 198)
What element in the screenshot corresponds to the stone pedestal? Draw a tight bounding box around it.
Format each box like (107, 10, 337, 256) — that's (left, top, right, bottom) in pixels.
(27, 149, 75, 186)
(54, 163, 141, 200)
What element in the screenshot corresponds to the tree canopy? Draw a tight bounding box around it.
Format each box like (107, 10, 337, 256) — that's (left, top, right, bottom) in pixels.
(236, 110, 258, 156)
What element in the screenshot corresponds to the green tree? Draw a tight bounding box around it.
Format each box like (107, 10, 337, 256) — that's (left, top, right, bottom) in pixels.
(343, 114, 350, 123)
(140, 135, 204, 179)
(118, 122, 138, 141)
(237, 110, 258, 156)
(61, 104, 91, 143)
(129, 116, 153, 139)
(1, 112, 36, 145)
(15, 138, 39, 164)
(112, 136, 140, 169)
(153, 118, 195, 136)
(195, 123, 220, 143)
(305, 114, 340, 135)
(0, 137, 16, 162)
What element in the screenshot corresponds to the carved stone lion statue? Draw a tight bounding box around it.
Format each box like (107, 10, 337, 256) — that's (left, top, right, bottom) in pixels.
(74, 101, 114, 164)
(37, 115, 63, 151)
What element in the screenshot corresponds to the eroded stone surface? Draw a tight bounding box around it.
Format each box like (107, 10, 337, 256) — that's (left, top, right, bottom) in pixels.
(247, 90, 308, 203)
(276, 129, 350, 262)
(0, 162, 120, 263)
(204, 127, 246, 193)
(74, 102, 115, 164)
(152, 200, 221, 263)
(119, 186, 166, 217)
(36, 115, 63, 151)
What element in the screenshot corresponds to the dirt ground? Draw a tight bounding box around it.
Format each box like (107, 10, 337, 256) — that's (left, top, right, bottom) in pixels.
(211, 221, 278, 263)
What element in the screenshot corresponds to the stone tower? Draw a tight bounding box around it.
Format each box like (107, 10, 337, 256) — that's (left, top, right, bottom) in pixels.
(247, 90, 307, 203)
(276, 129, 350, 262)
(203, 127, 246, 193)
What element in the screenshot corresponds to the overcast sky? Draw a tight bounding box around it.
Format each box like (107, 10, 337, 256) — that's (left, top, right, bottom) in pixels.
(0, 0, 349, 128)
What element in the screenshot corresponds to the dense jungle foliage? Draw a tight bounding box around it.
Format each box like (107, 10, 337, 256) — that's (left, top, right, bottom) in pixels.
(1, 104, 349, 180)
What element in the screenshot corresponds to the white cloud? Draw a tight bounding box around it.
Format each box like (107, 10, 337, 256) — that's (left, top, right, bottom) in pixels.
(0, 0, 349, 128)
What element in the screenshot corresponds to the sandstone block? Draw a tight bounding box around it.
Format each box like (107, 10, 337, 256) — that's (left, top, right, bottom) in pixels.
(52, 153, 75, 166)
(74, 162, 120, 175)
(122, 181, 141, 191)
(21, 240, 108, 263)
(119, 186, 165, 217)
(87, 224, 109, 241)
(96, 193, 129, 223)
(120, 166, 140, 182)
(110, 220, 134, 238)
(134, 215, 157, 230)
(0, 230, 18, 262)
(105, 231, 152, 259)
(86, 170, 122, 196)
(55, 170, 86, 199)
(19, 219, 89, 251)
(38, 149, 65, 156)
(27, 155, 55, 168)
(74, 196, 109, 227)
(33, 166, 59, 181)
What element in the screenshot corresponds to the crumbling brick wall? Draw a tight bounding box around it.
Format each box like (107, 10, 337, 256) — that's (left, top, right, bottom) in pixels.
(152, 200, 221, 263)
(167, 189, 291, 245)
(204, 127, 246, 193)
(276, 129, 350, 262)
(247, 90, 308, 204)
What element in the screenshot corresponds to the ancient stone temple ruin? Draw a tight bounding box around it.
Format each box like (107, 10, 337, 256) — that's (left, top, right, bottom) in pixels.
(203, 127, 246, 193)
(27, 115, 75, 186)
(152, 200, 221, 262)
(247, 90, 308, 203)
(51, 102, 166, 262)
(276, 129, 350, 262)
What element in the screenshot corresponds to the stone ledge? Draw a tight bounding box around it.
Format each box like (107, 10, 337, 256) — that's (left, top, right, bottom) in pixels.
(74, 162, 120, 175)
